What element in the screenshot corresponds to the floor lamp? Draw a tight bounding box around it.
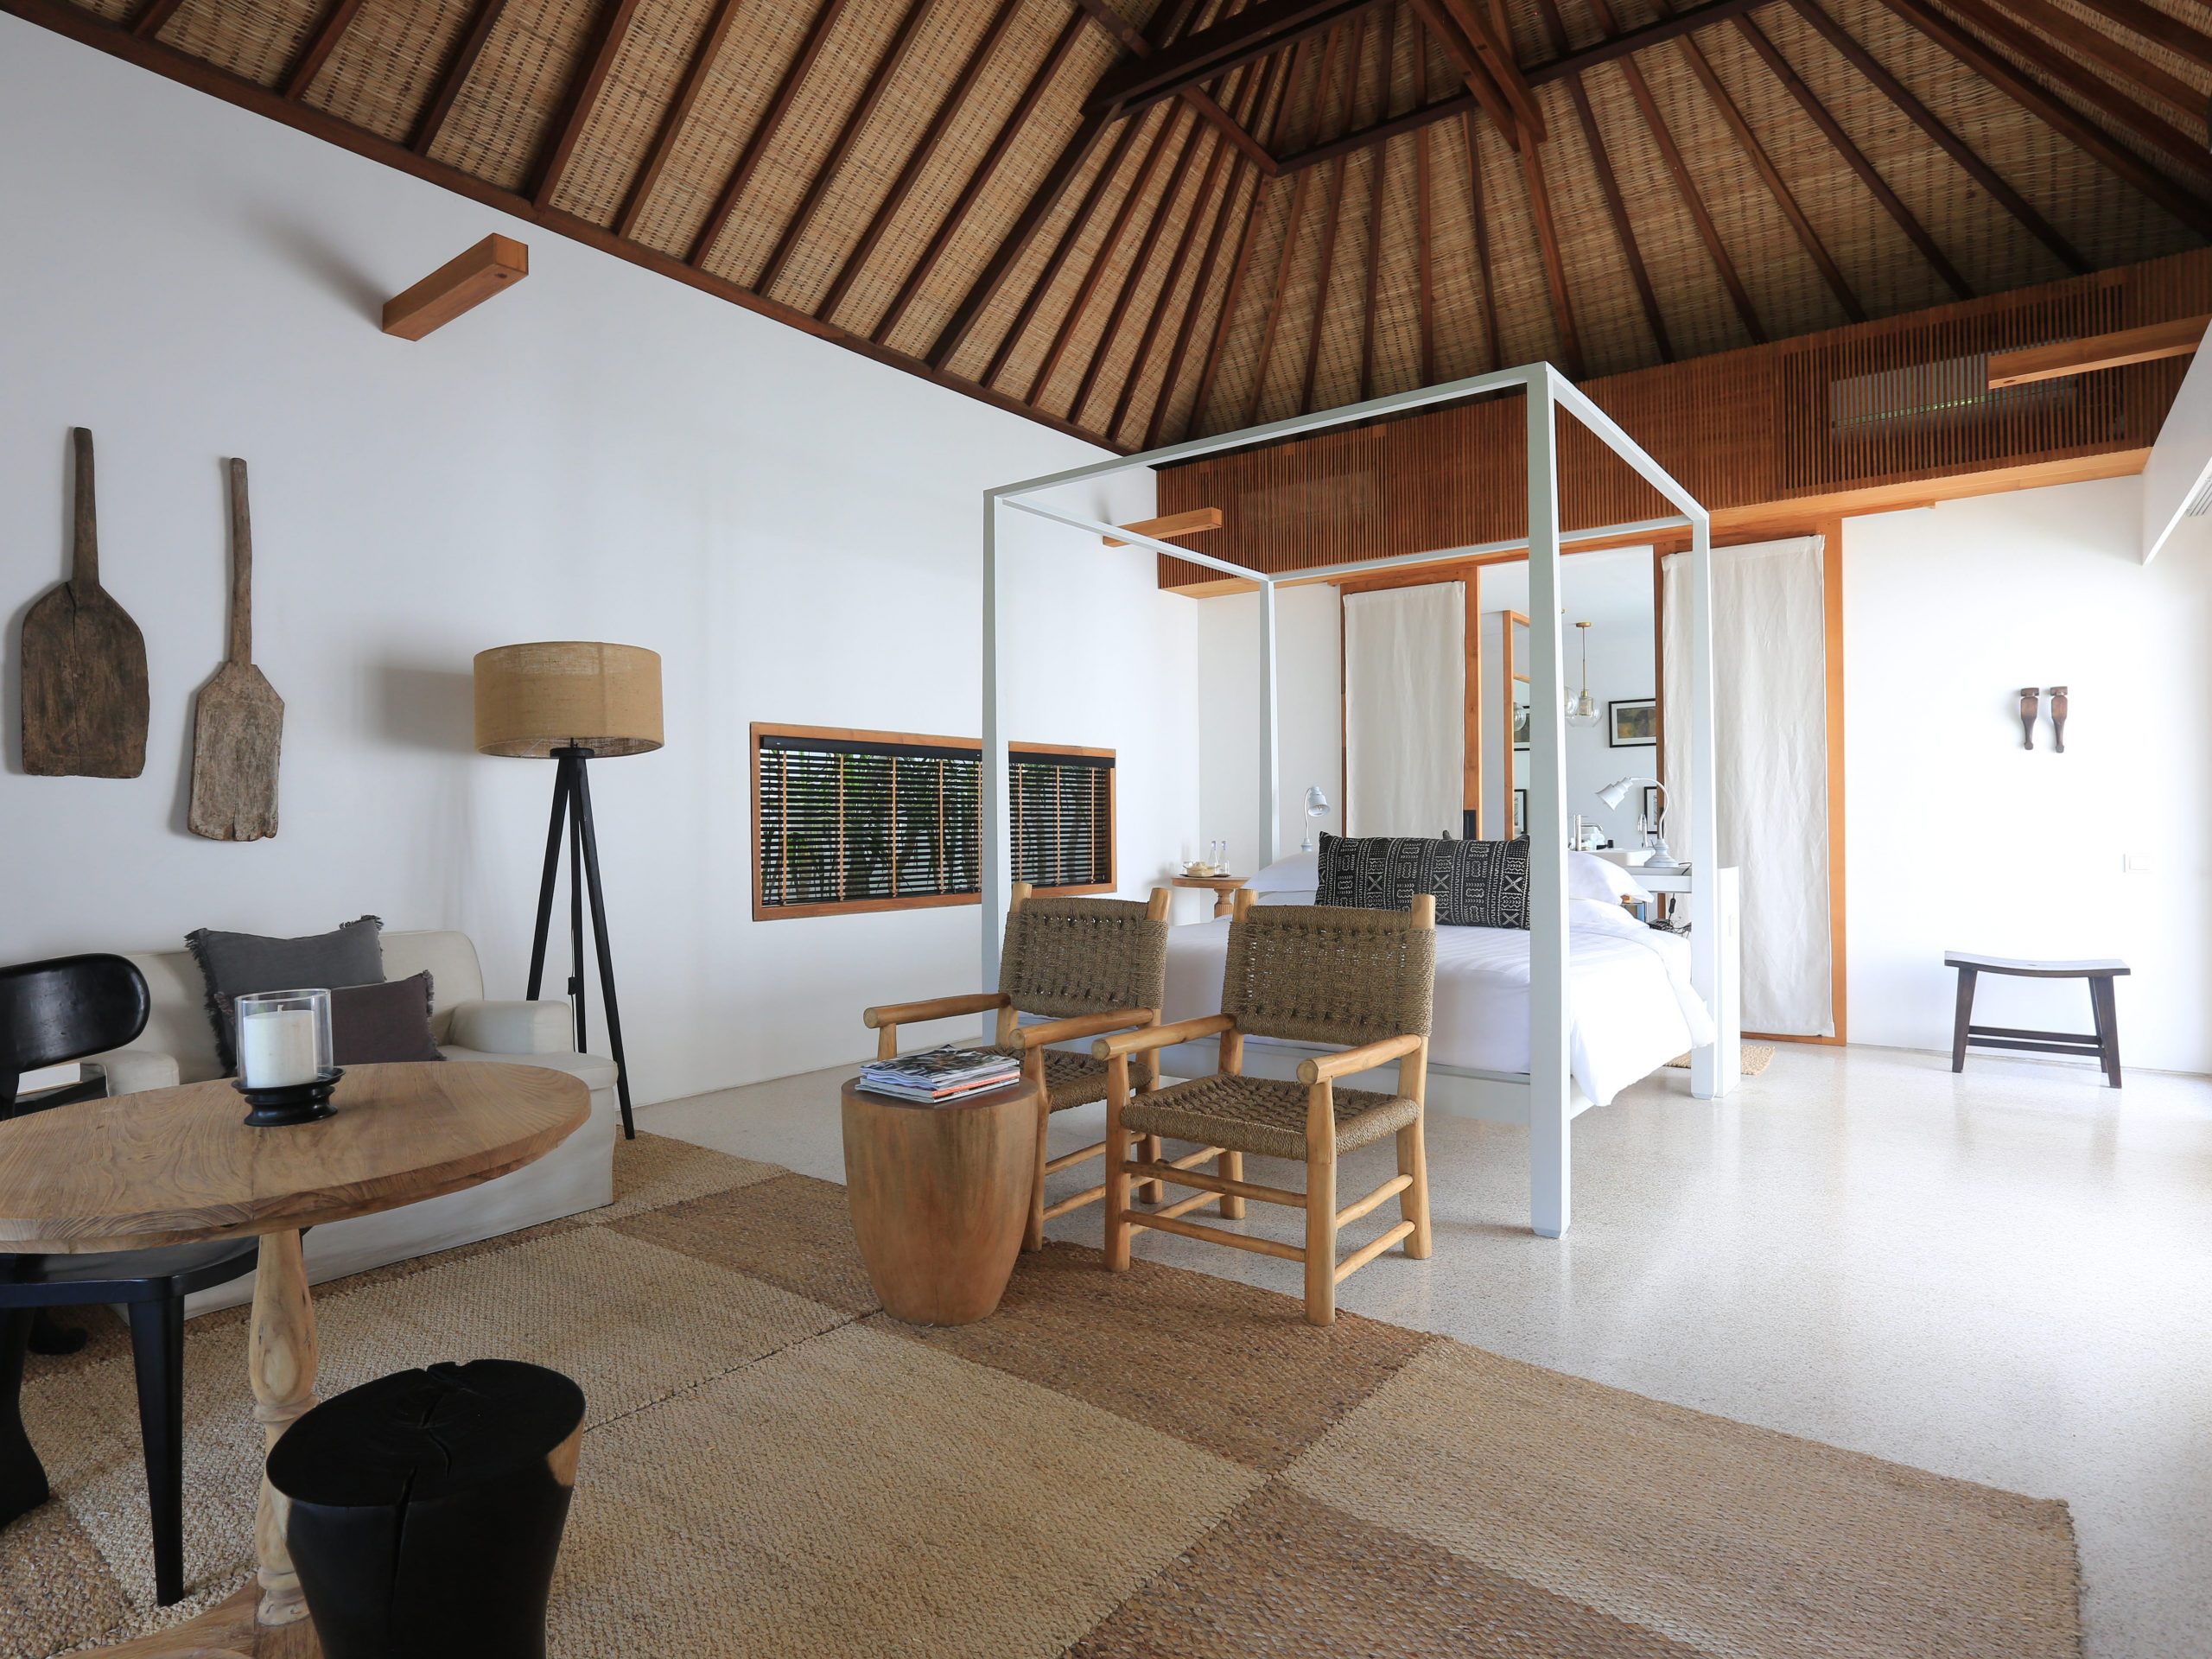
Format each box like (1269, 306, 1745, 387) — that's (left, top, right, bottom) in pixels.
(474, 642, 663, 1138)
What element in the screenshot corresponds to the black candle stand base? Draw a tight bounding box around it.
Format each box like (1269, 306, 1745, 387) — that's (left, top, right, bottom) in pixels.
(233, 1067, 345, 1128)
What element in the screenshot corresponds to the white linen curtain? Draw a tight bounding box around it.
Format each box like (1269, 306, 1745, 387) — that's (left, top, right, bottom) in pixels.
(1662, 537, 1834, 1036)
(1344, 582, 1465, 838)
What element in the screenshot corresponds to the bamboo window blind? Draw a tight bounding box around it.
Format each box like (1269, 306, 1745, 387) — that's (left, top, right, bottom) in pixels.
(752, 725, 1114, 918)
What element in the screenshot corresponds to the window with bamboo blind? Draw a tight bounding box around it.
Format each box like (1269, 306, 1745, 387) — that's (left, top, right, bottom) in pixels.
(751, 724, 1115, 918)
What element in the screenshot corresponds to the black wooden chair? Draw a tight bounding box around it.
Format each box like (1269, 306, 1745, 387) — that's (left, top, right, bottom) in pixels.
(1, 953, 259, 1605)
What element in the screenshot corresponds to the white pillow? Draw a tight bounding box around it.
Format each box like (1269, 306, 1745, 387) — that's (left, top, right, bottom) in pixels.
(1567, 850, 1650, 904)
(1247, 851, 1319, 894)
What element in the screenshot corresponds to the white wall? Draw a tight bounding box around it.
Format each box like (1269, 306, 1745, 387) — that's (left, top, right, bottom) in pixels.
(1194, 582, 1339, 905)
(0, 19, 1198, 1103)
(1845, 476, 2210, 1074)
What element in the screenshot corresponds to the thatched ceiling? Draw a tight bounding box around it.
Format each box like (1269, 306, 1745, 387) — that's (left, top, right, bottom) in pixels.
(16, 0, 2209, 451)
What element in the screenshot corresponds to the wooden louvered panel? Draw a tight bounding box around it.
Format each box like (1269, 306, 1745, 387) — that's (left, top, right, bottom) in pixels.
(1154, 246, 2212, 588)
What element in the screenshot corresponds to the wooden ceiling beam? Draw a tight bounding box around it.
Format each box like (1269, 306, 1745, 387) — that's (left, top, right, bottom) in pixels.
(1070, 0, 1281, 175)
(1982, 0, 2200, 119)
(976, 110, 1151, 385)
(131, 0, 182, 37)
(1461, 111, 1504, 371)
(1786, 0, 2085, 275)
(816, 0, 1024, 324)
(1298, 10, 1368, 412)
(1437, 0, 1545, 141)
(1089, 0, 1376, 117)
(688, 0, 852, 268)
(616, 0, 743, 240)
(1278, 88, 1471, 173)
(1408, 0, 1524, 149)
(754, 0, 937, 297)
(1193, 41, 1309, 434)
(1103, 508, 1224, 545)
(1530, 0, 1670, 360)
(1357, 3, 1397, 400)
(1242, 28, 1341, 425)
(1114, 127, 1236, 437)
(1518, 133, 1586, 376)
(1878, 0, 2212, 238)
(531, 0, 643, 210)
(1728, 11, 1968, 300)
(1662, 12, 1866, 321)
(930, 0, 1213, 373)
(1986, 315, 2209, 387)
(2066, 0, 2212, 76)
(872, 10, 1087, 346)
(283, 0, 365, 101)
(411, 0, 505, 156)
(1586, 0, 1764, 344)
(1038, 104, 1193, 409)
(1147, 105, 1262, 443)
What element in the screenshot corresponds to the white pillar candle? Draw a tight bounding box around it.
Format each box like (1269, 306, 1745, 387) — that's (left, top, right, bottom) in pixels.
(241, 1007, 320, 1088)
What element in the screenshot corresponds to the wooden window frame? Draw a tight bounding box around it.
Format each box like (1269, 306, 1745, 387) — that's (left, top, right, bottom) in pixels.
(750, 724, 1116, 920)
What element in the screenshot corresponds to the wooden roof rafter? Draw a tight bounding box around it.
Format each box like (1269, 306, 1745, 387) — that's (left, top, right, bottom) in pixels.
(283, 0, 365, 102)
(1297, 6, 1370, 412)
(1089, 0, 1376, 118)
(1243, 22, 1346, 424)
(1357, 1, 1400, 400)
(531, 0, 645, 210)
(410, 0, 505, 156)
(616, 0, 746, 240)
(1070, 0, 1279, 173)
(1460, 110, 1505, 371)
(687, 0, 854, 268)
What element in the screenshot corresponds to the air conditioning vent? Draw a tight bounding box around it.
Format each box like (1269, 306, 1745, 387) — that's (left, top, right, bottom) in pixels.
(2183, 469, 2212, 518)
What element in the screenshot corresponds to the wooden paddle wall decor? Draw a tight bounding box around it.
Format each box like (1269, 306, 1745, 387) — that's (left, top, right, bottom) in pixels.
(188, 459, 283, 841)
(20, 428, 148, 778)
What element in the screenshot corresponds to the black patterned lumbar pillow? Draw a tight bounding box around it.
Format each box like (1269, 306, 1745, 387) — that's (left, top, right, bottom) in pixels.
(1316, 833, 1530, 929)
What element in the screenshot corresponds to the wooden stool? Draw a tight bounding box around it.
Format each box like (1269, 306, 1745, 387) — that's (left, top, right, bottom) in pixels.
(842, 1074, 1034, 1325)
(1945, 952, 2129, 1088)
(265, 1358, 585, 1659)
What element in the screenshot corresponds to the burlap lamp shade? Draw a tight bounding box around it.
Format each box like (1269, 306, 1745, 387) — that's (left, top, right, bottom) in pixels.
(474, 642, 663, 759)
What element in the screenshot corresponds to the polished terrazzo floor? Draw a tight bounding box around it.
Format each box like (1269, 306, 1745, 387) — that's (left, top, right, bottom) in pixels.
(643, 1042, 2212, 1659)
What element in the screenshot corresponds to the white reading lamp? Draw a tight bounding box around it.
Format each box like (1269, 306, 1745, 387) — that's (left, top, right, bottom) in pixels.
(1598, 775, 1685, 872)
(1300, 784, 1330, 852)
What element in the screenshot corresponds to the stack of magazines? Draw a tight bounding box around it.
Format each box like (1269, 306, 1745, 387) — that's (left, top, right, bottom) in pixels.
(858, 1045, 1022, 1103)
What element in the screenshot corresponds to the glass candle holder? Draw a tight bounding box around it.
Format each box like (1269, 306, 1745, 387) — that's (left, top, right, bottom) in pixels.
(236, 988, 333, 1090)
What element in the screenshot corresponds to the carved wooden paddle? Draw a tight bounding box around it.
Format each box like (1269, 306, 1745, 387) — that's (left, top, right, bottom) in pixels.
(20, 428, 149, 777)
(188, 458, 283, 841)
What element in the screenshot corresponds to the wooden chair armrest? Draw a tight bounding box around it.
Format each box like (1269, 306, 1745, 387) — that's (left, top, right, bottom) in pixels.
(861, 991, 1007, 1030)
(1297, 1033, 1423, 1084)
(1091, 1014, 1235, 1060)
(1009, 1007, 1158, 1051)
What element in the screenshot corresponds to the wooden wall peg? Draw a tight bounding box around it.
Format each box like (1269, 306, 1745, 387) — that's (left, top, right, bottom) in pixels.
(2049, 685, 2069, 753)
(382, 235, 529, 340)
(2018, 687, 2038, 750)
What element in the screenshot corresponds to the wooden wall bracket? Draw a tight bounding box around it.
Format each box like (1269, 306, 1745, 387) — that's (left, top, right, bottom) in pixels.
(2049, 684, 2069, 752)
(2018, 685, 2039, 750)
(1103, 507, 1223, 548)
(1986, 316, 2209, 389)
(381, 234, 529, 340)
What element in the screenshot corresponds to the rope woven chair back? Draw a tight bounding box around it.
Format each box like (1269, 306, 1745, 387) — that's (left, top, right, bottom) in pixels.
(1220, 905, 1436, 1048)
(998, 897, 1169, 1020)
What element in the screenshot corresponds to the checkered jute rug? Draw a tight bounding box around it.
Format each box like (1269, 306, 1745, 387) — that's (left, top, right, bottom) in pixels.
(12, 1135, 2080, 1658)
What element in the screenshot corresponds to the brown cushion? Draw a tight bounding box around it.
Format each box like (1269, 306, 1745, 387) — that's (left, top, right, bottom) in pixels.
(329, 974, 444, 1065)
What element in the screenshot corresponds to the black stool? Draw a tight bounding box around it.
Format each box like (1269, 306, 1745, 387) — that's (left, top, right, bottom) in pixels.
(265, 1359, 584, 1659)
(1945, 951, 2128, 1087)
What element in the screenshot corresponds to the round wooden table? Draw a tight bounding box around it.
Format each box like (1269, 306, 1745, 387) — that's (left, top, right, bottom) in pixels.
(0, 1061, 588, 1654)
(1171, 874, 1249, 918)
(840, 1075, 1034, 1326)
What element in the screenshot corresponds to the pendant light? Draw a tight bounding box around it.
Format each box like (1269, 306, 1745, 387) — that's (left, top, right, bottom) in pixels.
(1565, 620, 1601, 726)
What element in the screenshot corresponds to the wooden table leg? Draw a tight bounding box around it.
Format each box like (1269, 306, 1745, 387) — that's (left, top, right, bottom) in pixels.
(250, 1230, 318, 1629)
(1949, 967, 1977, 1073)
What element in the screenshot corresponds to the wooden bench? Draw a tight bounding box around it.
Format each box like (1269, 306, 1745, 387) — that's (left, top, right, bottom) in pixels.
(1944, 952, 2129, 1088)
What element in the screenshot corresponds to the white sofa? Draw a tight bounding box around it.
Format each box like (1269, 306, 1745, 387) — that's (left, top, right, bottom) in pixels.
(87, 930, 620, 1312)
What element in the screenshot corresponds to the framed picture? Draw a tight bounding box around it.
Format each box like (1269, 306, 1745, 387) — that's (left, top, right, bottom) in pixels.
(1512, 699, 1531, 751)
(1512, 789, 1527, 838)
(1608, 698, 1656, 747)
(1640, 785, 1662, 827)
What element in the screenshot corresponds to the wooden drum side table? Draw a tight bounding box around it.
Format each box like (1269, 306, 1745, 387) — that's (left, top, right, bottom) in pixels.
(840, 1076, 1034, 1325)
(0, 1061, 588, 1656)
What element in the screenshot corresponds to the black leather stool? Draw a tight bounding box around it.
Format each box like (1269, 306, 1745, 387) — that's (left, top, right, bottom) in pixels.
(265, 1359, 584, 1659)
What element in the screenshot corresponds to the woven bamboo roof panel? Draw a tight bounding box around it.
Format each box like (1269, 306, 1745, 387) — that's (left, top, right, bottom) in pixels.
(49, 0, 2207, 451)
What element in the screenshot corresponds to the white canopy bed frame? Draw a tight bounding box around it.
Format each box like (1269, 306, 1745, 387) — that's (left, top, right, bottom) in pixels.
(983, 363, 1738, 1237)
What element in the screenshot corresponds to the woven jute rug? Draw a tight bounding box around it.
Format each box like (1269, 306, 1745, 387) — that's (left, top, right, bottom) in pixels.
(10, 1135, 2079, 1658)
(1668, 1041, 1777, 1076)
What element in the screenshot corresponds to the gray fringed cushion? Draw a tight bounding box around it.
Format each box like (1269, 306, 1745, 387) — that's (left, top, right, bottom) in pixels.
(187, 915, 385, 1072)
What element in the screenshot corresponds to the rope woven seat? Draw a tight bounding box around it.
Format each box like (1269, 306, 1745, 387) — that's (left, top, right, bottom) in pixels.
(978, 1043, 1114, 1112)
(1121, 1074, 1418, 1161)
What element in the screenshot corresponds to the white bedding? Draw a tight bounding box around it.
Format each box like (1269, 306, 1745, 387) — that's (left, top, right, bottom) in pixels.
(1164, 899, 1714, 1106)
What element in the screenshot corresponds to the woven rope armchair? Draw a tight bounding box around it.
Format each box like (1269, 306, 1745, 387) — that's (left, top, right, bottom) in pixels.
(1093, 889, 1437, 1325)
(862, 882, 1170, 1250)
